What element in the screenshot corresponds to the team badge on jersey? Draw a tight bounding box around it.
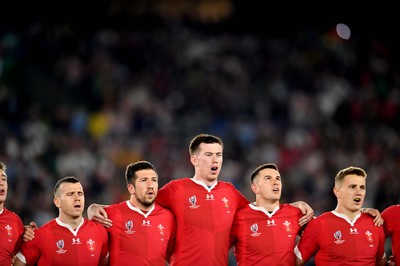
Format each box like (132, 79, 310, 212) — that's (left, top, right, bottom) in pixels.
(4, 224, 14, 238)
(56, 239, 67, 254)
(158, 224, 165, 241)
(250, 223, 261, 237)
(333, 230, 345, 244)
(364, 230, 374, 243)
(221, 197, 231, 213)
(86, 239, 96, 254)
(125, 220, 135, 234)
(189, 195, 199, 209)
(283, 220, 292, 233)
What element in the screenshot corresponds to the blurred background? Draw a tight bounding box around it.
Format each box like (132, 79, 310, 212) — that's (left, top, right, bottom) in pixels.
(0, 1, 399, 264)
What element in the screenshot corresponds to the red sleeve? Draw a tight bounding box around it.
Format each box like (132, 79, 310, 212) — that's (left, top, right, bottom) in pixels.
(96, 223, 109, 262)
(295, 217, 321, 262)
(13, 213, 24, 256)
(157, 180, 177, 209)
(382, 205, 397, 236)
(165, 210, 176, 263)
(20, 226, 45, 265)
(230, 182, 250, 208)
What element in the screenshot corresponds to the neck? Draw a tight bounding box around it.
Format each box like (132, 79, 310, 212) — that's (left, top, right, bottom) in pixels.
(193, 175, 217, 187)
(59, 215, 83, 230)
(130, 198, 154, 212)
(334, 205, 361, 221)
(255, 198, 279, 212)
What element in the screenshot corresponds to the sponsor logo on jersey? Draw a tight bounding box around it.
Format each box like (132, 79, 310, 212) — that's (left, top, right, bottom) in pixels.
(349, 227, 359, 234)
(206, 194, 215, 200)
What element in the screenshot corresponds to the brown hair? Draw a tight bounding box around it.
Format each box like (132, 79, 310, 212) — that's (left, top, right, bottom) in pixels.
(125, 161, 157, 185)
(54, 176, 80, 196)
(250, 163, 279, 183)
(189, 133, 223, 156)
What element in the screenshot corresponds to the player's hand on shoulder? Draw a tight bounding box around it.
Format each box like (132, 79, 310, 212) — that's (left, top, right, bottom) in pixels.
(88, 204, 113, 228)
(291, 201, 314, 226)
(361, 208, 384, 227)
(23, 221, 38, 242)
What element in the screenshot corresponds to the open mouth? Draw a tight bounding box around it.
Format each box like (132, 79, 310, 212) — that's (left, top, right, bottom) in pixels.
(354, 197, 361, 203)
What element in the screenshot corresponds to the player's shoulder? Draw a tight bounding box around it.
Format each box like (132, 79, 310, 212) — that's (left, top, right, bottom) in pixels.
(236, 202, 251, 210)
(280, 203, 304, 214)
(2, 208, 23, 221)
(382, 204, 400, 214)
(107, 201, 127, 210)
(163, 178, 191, 187)
(307, 211, 332, 224)
(216, 180, 236, 189)
(85, 218, 103, 226)
(34, 219, 57, 235)
(84, 218, 108, 231)
(154, 204, 175, 217)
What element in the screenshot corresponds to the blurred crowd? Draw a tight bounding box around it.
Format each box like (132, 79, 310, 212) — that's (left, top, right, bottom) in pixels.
(0, 17, 399, 230)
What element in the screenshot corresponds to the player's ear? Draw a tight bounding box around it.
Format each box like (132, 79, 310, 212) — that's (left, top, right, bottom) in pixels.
(251, 183, 259, 194)
(190, 155, 197, 166)
(54, 197, 61, 208)
(333, 186, 340, 198)
(127, 183, 135, 194)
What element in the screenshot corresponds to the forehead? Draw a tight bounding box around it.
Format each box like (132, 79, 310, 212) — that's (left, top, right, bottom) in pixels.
(342, 174, 365, 185)
(59, 182, 83, 193)
(198, 143, 222, 153)
(259, 168, 279, 177)
(135, 169, 157, 179)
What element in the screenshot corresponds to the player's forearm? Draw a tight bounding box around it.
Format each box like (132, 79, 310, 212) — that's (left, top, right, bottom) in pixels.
(87, 203, 109, 220)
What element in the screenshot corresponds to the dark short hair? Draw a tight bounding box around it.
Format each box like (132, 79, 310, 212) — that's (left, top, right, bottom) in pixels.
(125, 161, 157, 185)
(250, 163, 279, 183)
(189, 133, 223, 156)
(335, 166, 367, 186)
(54, 176, 80, 196)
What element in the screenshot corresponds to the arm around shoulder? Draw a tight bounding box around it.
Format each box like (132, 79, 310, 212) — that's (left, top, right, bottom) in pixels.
(87, 203, 112, 228)
(290, 201, 314, 226)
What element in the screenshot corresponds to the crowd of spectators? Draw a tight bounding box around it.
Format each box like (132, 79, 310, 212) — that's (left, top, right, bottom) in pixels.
(1, 13, 399, 239)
